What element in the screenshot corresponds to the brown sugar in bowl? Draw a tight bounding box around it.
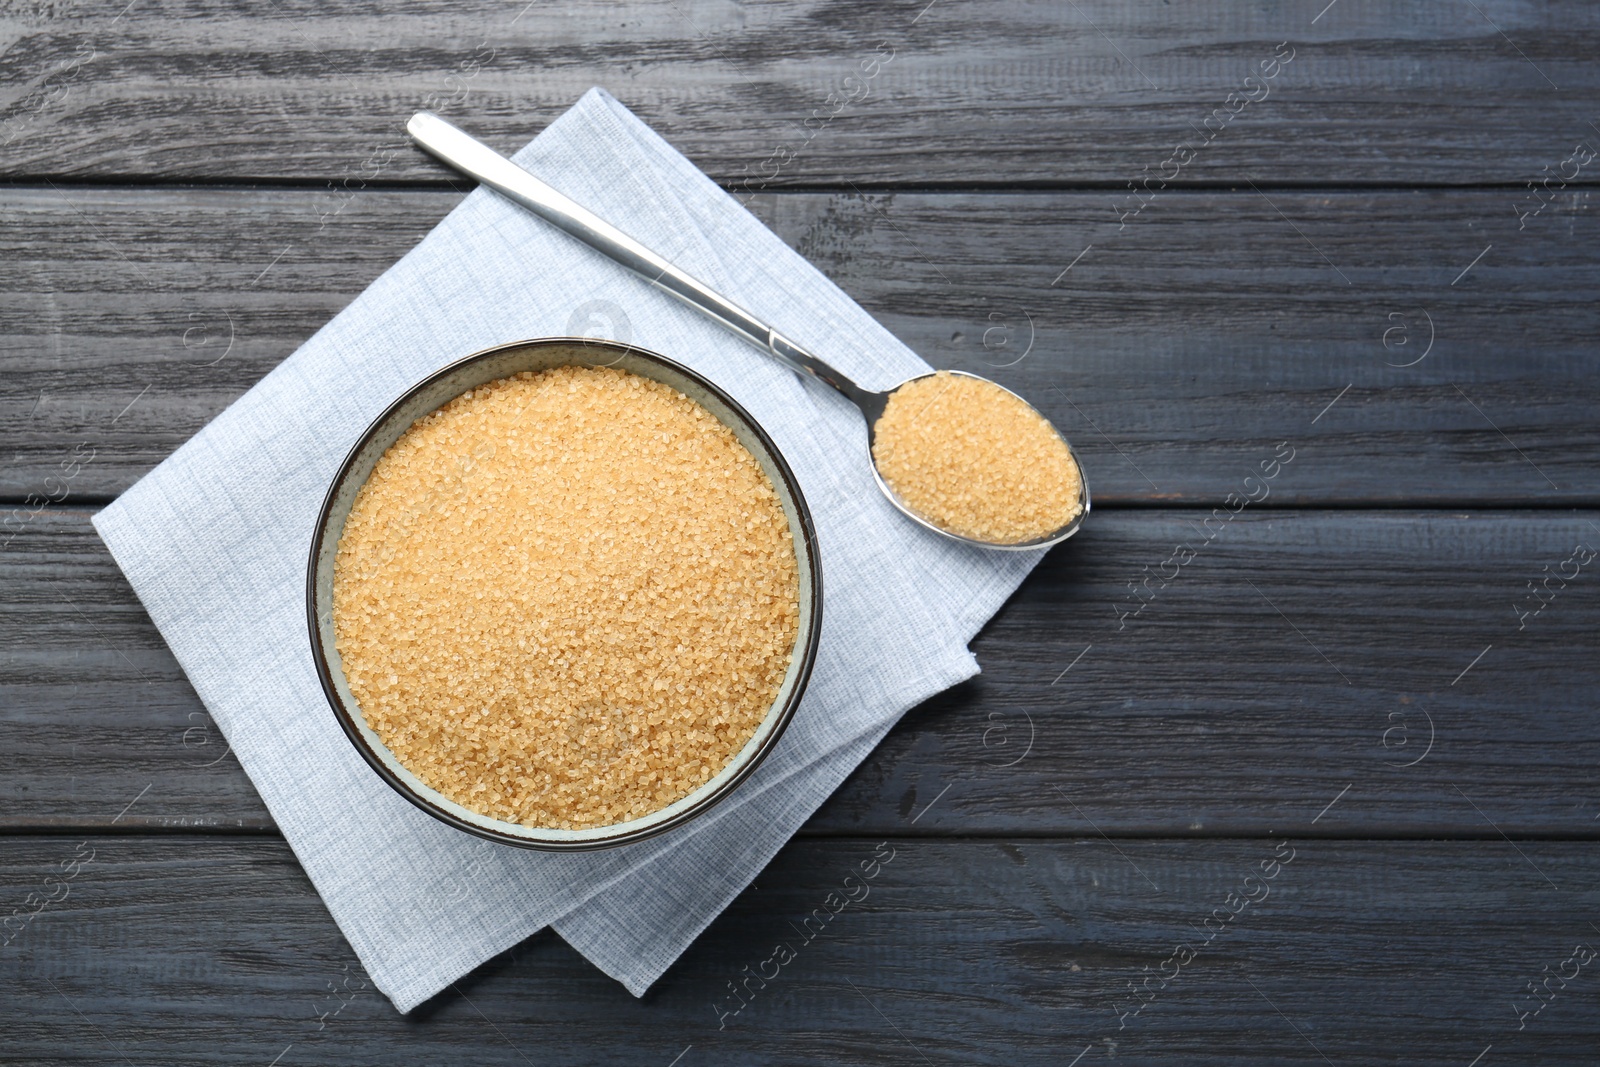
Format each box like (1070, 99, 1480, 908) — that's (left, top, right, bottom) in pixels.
(307, 338, 822, 851)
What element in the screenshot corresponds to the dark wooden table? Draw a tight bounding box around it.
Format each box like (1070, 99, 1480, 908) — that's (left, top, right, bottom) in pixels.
(4, 2, 1599, 1063)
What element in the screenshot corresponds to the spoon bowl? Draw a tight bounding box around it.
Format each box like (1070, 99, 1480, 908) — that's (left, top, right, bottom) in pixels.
(862, 370, 1090, 551)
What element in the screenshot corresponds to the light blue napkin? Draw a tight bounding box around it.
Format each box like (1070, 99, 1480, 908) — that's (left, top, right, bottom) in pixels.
(93, 88, 1041, 1009)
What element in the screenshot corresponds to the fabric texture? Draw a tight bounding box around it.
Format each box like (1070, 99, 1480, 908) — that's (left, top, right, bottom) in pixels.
(92, 88, 1043, 1011)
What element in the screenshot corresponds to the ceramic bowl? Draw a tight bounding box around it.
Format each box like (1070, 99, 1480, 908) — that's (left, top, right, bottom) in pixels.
(307, 337, 822, 850)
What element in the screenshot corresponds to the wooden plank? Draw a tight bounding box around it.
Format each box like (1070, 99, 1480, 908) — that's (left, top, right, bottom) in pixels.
(2, 835, 1596, 1063)
(6, 508, 1597, 837)
(819, 508, 1600, 838)
(1, 1, 1598, 184)
(3, 186, 1598, 505)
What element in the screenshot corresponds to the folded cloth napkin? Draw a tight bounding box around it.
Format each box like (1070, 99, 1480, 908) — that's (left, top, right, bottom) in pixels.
(93, 87, 1043, 1010)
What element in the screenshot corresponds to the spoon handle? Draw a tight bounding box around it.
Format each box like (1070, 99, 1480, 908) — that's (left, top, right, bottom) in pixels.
(406, 111, 870, 404)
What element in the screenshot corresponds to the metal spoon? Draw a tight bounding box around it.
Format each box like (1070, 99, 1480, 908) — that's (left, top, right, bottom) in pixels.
(407, 111, 1089, 550)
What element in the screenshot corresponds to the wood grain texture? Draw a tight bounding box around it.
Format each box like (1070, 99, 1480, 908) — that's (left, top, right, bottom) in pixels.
(1, 0, 1597, 184)
(3, 186, 1597, 504)
(3, 835, 1597, 1065)
(7, 508, 1596, 836)
(3, 0, 1598, 1051)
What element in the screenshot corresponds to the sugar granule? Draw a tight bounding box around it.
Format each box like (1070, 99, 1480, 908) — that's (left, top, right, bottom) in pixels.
(332, 365, 801, 830)
(870, 371, 1083, 545)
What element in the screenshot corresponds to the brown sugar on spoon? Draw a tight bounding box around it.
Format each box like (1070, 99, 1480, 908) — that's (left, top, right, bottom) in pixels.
(870, 371, 1083, 545)
(332, 365, 800, 830)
